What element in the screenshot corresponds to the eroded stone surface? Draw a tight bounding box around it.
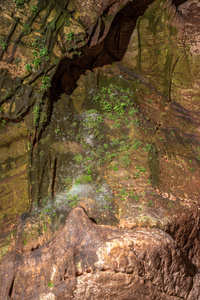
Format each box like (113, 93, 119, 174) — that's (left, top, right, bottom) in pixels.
(0, 207, 199, 299)
(0, 0, 200, 297)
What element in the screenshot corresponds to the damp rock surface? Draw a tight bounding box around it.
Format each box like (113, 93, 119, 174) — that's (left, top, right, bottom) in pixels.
(0, 0, 200, 298)
(0, 207, 199, 300)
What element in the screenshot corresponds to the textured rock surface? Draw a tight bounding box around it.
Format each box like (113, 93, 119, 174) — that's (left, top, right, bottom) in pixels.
(0, 0, 200, 298)
(0, 207, 199, 300)
(0, 0, 199, 224)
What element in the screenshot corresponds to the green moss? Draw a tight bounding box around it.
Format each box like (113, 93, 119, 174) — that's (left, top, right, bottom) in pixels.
(171, 53, 192, 88)
(147, 11, 158, 36)
(75, 175, 93, 185)
(148, 144, 159, 188)
(170, 26, 178, 36)
(136, 16, 142, 70)
(55, 13, 65, 31)
(14, 0, 26, 8)
(163, 51, 173, 97)
(0, 123, 29, 234)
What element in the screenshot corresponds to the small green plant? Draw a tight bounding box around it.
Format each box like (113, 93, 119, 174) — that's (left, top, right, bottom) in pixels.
(48, 281, 54, 289)
(104, 151, 117, 163)
(120, 155, 130, 168)
(113, 164, 118, 171)
(23, 239, 27, 245)
(33, 104, 40, 126)
(168, 202, 173, 208)
(143, 143, 152, 152)
(134, 195, 140, 202)
(104, 205, 113, 209)
(31, 45, 49, 70)
(128, 107, 139, 116)
(42, 196, 48, 205)
(0, 39, 7, 50)
(118, 141, 130, 152)
(2, 119, 7, 126)
(103, 143, 109, 149)
(55, 128, 60, 135)
(132, 118, 140, 127)
(72, 121, 77, 127)
(73, 153, 84, 164)
(68, 195, 79, 208)
(39, 46, 49, 58)
(14, 0, 26, 8)
(40, 111, 47, 124)
(32, 38, 39, 48)
(25, 63, 32, 72)
(93, 129, 104, 141)
(132, 139, 142, 150)
(64, 177, 73, 190)
(147, 200, 153, 207)
(92, 84, 139, 133)
(33, 50, 38, 57)
(75, 175, 92, 185)
(85, 165, 92, 175)
(111, 138, 120, 146)
(40, 76, 51, 91)
(76, 134, 81, 141)
(120, 188, 128, 196)
(129, 192, 140, 201)
(135, 172, 140, 178)
(66, 31, 75, 42)
(33, 57, 41, 70)
(31, 5, 38, 14)
(22, 23, 31, 35)
(136, 165, 146, 172)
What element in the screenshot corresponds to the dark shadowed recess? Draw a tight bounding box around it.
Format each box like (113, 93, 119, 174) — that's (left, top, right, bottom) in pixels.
(49, 0, 188, 103)
(50, 0, 186, 102)
(166, 210, 200, 270)
(50, 0, 155, 102)
(173, 0, 188, 8)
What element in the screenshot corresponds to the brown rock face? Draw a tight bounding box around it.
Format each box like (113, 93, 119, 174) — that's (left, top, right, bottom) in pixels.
(0, 207, 199, 299)
(1, 0, 200, 298)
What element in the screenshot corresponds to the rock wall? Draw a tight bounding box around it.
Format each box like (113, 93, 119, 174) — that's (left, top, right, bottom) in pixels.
(0, 207, 199, 299)
(0, 0, 200, 298)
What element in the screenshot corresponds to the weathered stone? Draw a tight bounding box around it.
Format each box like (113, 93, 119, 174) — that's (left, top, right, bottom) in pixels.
(0, 207, 199, 299)
(0, 0, 200, 297)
